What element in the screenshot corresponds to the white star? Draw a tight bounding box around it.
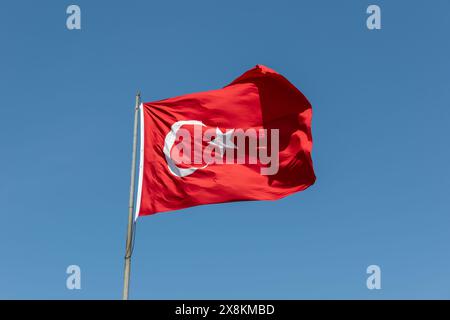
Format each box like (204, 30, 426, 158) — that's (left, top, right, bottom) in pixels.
(209, 127, 236, 157)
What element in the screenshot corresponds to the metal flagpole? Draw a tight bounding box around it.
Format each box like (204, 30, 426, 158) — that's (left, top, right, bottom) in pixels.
(122, 92, 141, 300)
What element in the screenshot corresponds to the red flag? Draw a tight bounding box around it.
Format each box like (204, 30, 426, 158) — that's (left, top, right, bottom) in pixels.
(135, 65, 315, 217)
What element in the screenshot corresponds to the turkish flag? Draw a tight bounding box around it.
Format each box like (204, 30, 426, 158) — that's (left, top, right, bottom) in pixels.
(135, 65, 315, 218)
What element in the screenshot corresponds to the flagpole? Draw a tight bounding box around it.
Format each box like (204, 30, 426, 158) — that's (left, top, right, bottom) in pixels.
(122, 92, 141, 300)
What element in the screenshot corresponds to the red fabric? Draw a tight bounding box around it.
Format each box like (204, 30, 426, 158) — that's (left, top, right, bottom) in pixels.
(137, 65, 315, 216)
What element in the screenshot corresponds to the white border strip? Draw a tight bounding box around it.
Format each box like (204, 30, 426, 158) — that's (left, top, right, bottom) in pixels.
(134, 103, 145, 221)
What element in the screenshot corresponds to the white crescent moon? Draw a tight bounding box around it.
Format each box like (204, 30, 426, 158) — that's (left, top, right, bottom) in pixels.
(163, 120, 207, 177)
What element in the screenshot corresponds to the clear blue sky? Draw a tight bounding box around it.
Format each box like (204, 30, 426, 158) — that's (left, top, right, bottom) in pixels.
(1, 0, 449, 299)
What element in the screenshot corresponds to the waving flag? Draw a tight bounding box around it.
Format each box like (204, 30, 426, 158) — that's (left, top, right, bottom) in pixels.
(135, 65, 315, 217)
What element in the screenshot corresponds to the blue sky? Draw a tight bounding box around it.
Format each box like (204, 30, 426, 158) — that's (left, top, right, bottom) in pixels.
(0, 0, 449, 299)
